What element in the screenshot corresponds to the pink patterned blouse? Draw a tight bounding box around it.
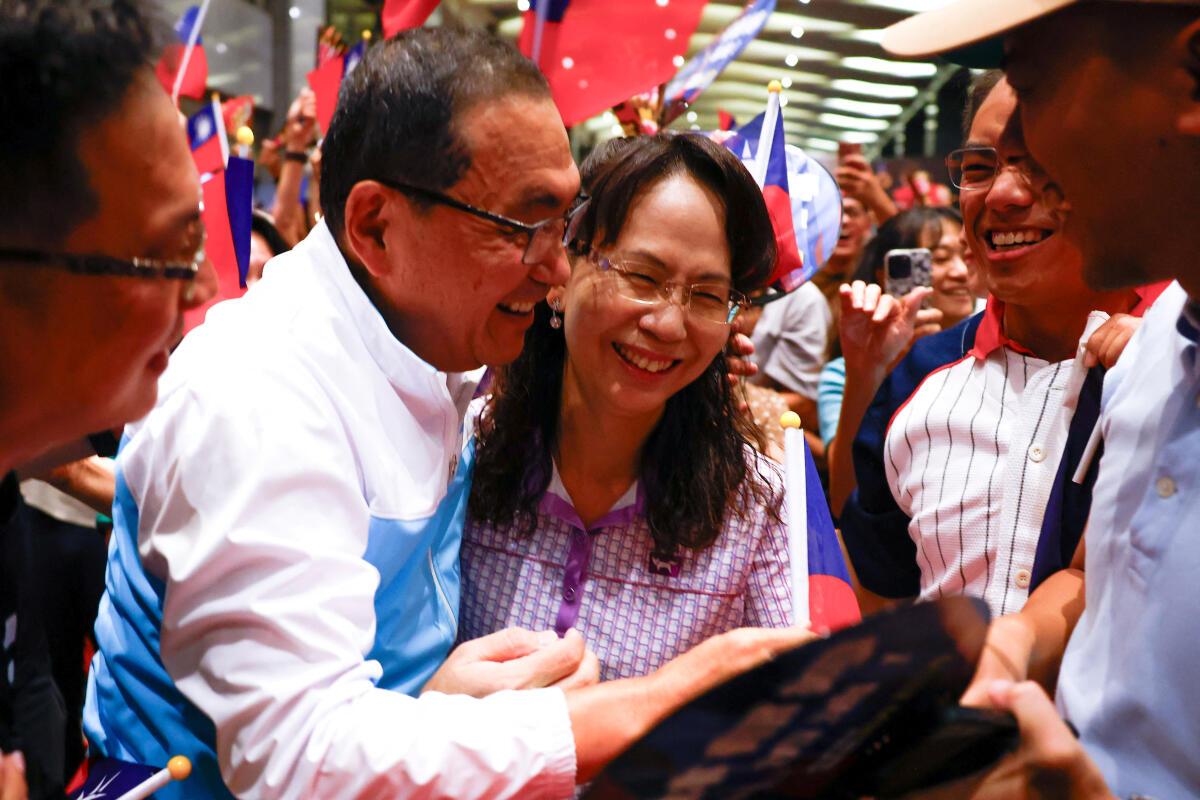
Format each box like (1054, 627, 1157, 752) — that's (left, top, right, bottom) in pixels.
(458, 451, 794, 682)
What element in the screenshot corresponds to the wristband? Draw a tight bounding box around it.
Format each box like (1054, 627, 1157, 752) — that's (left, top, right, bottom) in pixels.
(283, 150, 309, 164)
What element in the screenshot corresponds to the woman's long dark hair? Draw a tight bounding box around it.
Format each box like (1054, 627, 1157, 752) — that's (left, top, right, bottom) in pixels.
(470, 133, 783, 558)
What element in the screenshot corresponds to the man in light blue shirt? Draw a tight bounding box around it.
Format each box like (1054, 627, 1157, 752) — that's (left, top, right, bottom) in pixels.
(880, 0, 1200, 797)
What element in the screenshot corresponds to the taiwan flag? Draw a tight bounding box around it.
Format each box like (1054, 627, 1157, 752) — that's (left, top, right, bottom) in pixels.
(187, 96, 228, 177)
(307, 37, 371, 137)
(67, 756, 158, 798)
(518, 0, 708, 128)
(382, 0, 441, 37)
(156, 4, 209, 101)
(796, 438, 861, 632)
(758, 98, 806, 291)
(184, 158, 253, 332)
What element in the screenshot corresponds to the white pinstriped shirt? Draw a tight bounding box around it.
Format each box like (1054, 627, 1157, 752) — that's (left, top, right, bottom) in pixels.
(883, 304, 1108, 616)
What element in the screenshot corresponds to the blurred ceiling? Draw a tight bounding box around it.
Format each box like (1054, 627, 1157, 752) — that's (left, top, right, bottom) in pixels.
(457, 0, 960, 155)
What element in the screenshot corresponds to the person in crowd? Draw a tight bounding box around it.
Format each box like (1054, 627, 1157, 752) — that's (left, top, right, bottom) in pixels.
(884, 1, 1200, 796)
(751, 176, 875, 437)
(838, 72, 1159, 619)
(246, 209, 290, 285)
(15, 474, 109, 785)
(810, 195, 874, 305)
(270, 87, 318, 247)
(835, 151, 898, 227)
(746, 277, 830, 435)
(891, 167, 953, 210)
(461, 133, 837, 682)
(0, 1, 218, 796)
(819, 206, 971, 516)
(84, 28, 809, 799)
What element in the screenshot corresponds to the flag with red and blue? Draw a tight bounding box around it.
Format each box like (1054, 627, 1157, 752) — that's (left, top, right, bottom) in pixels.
(67, 756, 157, 799)
(187, 97, 228, 177)
(796, 438, 862, 632)
(757, 101, 807, 290)
(155, 4, 208, 101)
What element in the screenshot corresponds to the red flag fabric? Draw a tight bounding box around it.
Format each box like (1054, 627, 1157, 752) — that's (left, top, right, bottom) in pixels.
(717, 109, 736, 131)
(382, 0, 441, 37)
(186, 98, 228, 176)
(518, 0, 707, 128)
(155, 5, 208, 100)
(221, 95, 254, 133)
(184, 172, 247, 332)
(306, 54, 345, 137)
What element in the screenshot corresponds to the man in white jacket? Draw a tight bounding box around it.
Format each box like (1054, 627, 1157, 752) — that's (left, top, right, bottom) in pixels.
(84, 27, 806, 799)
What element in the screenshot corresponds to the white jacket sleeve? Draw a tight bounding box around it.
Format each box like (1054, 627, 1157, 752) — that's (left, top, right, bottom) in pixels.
(129, 366, 576, 799)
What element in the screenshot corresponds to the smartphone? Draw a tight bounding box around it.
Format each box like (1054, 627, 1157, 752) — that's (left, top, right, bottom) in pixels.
(838, 141, 863, 163)
(885, 248, 933, 297)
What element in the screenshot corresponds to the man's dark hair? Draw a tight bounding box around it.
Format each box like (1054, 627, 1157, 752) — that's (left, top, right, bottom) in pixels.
(0, 0, 166, 245)
(471, 133, 782, 560)
(319, 27, 551, 237)
(962, 68, 1004, 140)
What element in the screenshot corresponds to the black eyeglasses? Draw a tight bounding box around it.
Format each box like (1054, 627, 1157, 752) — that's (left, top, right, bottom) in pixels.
(376, 178, 588, 265)
(0, 215, 205, 282)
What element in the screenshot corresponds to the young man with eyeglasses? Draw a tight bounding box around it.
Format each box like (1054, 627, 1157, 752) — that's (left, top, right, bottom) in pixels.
(882, 1, 1200, 796)
(839, 72, 1159, 620)
(84, 27, 808, 799)
(0, 2, 219, 797)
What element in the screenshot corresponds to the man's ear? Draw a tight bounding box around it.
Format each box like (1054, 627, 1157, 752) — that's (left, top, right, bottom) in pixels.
(343, 181, 396, 278)
(1178, 19, 1200, 136)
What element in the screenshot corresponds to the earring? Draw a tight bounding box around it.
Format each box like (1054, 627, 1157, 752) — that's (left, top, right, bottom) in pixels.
(549, 297, 563, 329)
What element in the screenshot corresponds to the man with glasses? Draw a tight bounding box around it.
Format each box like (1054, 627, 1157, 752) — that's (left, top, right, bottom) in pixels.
(0, 1, 218, 796)
(881, 1, 1200, 796)
(85, 27, 806, 799)
(839, 71, 1156, 620)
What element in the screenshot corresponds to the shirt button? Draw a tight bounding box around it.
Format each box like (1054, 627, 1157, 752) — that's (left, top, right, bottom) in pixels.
(1156, 476, 1177, 498)
(1028, 444, 1045, 463)
(1014, 569, 1032, 590)
(562, 585, 577, 603)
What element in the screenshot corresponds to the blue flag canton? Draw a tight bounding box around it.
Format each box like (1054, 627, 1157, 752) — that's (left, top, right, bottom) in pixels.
(69, 757, 158, 799)
(530, 0, 571, 23)
(175, 5, 203, 44)
(186, 105, 219, 150)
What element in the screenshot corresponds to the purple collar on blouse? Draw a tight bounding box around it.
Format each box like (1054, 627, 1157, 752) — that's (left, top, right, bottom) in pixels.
(537, 462, 661, 636)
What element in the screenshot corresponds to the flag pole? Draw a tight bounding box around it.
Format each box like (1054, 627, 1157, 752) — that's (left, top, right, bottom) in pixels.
(531, 0, 550, 68)
(171, 0, 212, 103)
(781, 411, 810, 627)
(752, 80, 782, 187)
(114, 756, 191, 800)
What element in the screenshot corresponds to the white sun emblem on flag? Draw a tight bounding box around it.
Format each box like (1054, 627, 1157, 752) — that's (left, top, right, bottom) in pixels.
(75, 772, 119, 800)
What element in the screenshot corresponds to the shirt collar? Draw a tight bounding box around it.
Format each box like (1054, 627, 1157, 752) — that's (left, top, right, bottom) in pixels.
(968, 297, 1038, 360)
(300, 219, 453, 402)
(539, 460, 645, 533)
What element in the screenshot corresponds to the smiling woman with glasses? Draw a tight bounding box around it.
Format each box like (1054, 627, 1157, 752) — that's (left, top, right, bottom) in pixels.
(458, 132, 849, 684)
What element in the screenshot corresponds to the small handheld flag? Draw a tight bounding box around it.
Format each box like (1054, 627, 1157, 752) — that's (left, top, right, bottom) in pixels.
(382, 0, 441, 38)
(780, 411, 810, 626)
(187, 95, 229, 176)
(155, 2, 211, 103)
(780, 412, 862, 632)
(67, 755, 191, 800)
(754, 82, 805, 290)
(662, 0, 775, 121)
